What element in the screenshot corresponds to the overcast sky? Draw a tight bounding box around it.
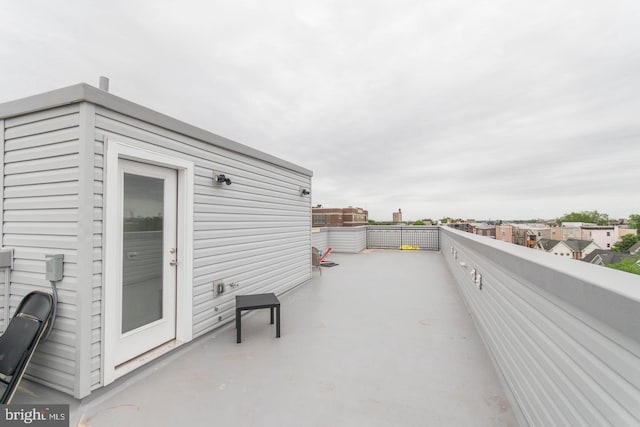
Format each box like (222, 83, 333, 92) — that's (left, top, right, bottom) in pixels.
(2, 0, 640, 221)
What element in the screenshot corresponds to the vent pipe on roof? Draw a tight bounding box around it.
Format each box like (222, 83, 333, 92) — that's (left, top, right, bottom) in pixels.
(99, 76, 110, 92)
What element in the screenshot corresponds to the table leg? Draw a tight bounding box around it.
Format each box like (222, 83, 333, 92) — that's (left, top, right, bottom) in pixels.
(276, 305, 280, 338)
(236, 309, 241, 343)
(270, 307, 274, 324)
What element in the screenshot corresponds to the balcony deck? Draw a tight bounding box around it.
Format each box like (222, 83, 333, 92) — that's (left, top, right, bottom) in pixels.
(14, 250, 516, 426)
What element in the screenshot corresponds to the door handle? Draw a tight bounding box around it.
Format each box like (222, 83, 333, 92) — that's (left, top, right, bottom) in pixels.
(170, 260, 179, 267)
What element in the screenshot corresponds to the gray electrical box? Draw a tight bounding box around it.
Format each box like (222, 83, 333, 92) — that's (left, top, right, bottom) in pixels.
(0, 248, 13, 269)
(46, 254, 64, 281)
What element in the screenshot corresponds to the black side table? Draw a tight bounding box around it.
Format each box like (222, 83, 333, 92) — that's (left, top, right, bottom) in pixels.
(235, 293, 281, 343)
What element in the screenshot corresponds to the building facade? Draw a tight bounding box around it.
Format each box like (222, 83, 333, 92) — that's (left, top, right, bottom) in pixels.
(312, 207, 368, 227)
(0, 83, 313, 398)
(581, 226, 619, 250)
(392, 209, 403, 223)
(535, 238, 600, 260)
(496, 225, 514, 244)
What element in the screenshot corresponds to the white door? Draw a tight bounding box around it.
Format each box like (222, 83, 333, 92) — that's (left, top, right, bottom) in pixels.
(113, 159, 178, 365)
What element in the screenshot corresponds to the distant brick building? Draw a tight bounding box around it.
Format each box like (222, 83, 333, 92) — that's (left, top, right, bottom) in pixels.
(312, 206, 368, 227)
(393, 209, 403, 223)
(495, 224, 514, 244)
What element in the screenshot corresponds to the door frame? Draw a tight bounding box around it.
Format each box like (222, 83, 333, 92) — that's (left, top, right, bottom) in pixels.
(103, 139, 194, 385)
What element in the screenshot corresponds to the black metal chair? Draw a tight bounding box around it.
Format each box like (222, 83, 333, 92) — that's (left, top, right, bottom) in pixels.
(0, 291, 54, 404)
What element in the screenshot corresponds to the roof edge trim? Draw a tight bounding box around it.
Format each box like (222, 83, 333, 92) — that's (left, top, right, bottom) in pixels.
(0, 83, 312, 176)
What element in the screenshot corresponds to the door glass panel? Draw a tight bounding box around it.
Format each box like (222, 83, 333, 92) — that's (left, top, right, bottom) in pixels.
(122, 173, 164, 333)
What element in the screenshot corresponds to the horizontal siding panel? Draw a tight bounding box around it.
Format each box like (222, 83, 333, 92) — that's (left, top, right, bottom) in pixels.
(4, 139, 79, 163)
(195, 221, 308, 234)
(31, 351, 76, 376)
(3, 153, 79, 175)
(3, 194, 79, 210)
(4, 181, 79, 198)
(487, 273, 640, 421)
(35, 338, 77, 363)
(194, 171, 310, 200)
(4, 128, 78, 152)
(193, 234, 307, 263)
(4, 104, 80, 128)
(4, 222, 79, 235)
(194, 200, 309, 216)
(441, 229, 640, 426)
(4, 112, 79, 139)
(194, 217, 309, 228)
(96, 111, 309, 181)
(195, 188, 308, 209)
(193, 240, 308, 273)
(10, 247, 78, 264)
(3, 209, 78, 222)
(47, 316, 77, 335)
(194, 227, 309, 249)
(25, 361, 75, 395)
(194, 246, 306, 280)
(4, 167, 80, 186)
(3, 234, 77, 249)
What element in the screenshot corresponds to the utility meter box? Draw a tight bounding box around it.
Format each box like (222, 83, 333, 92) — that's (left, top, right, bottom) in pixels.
(46, 254, 64, 281)
(0, 248, 13, 269)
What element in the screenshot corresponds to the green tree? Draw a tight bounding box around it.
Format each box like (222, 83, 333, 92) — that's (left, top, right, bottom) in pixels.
(606, 257, 640, 275)
(439, 217, 463, 224)
(629, 214, 640, 232)
(558, 210, 609, 225)
(612, 234, 640, 253)
(413, 220, 425, 225)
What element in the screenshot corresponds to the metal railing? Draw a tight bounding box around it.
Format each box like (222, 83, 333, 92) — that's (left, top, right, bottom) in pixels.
(366, 226, 439, 250)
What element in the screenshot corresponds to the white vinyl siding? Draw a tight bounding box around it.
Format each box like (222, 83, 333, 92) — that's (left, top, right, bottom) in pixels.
(442, 228, 640, 425)
(1, 85, 312, 398)
(94, 107, 312, 338)
(2, 104, 81, 396)
(325, 227, 367, 253)
(0, 272, 5, 333)
(311, 228, 330, 253)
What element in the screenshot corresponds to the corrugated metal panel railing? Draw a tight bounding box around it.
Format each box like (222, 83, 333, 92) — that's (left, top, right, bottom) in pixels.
(366, 226, 439, 250)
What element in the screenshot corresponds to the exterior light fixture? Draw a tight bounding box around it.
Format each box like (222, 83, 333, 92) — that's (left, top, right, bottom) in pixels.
(213, 172, 232, 185)
(301, 188, 310, 196)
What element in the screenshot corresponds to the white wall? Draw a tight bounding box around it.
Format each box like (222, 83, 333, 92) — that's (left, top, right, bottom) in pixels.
(442, 227, 640, 426)
(311, 227, 366, 253)
(0, 84, 313, 398)
(2, 104, 85, 396)
(582, 227, 619, 250)
(95, 106, 312, 338)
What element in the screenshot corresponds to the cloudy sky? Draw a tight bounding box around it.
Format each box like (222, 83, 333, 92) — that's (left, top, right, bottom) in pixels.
(2, 0, 639, 221)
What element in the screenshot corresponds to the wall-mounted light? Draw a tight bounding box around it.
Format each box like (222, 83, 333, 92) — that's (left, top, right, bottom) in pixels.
(213, 172, 232, 185)
(301, 188, 310, 196)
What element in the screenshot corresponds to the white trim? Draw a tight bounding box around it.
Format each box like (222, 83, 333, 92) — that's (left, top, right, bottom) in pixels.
(102, 139, 194, 386)
(76, 102, 96, 398)
(0, 118, 7, 330)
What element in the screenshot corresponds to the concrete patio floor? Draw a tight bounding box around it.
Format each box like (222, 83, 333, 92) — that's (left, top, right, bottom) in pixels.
(14, 250, 516, 426)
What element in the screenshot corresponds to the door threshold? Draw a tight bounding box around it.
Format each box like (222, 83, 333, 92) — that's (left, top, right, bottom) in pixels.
(114, 339, 184, 379)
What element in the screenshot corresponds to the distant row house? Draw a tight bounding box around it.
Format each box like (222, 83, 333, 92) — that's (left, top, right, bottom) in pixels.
(534, 238, 601, 260)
